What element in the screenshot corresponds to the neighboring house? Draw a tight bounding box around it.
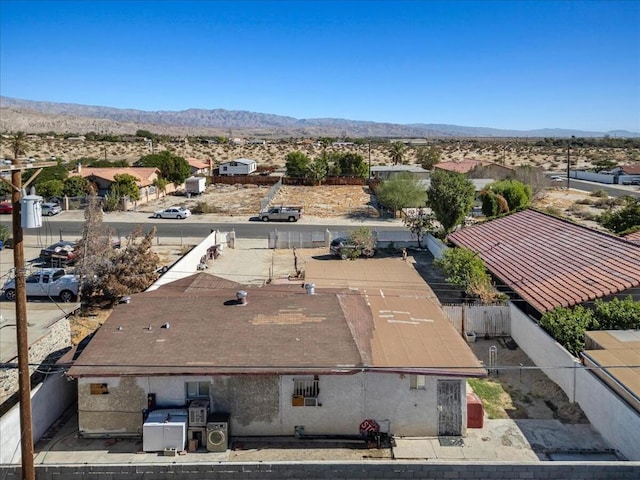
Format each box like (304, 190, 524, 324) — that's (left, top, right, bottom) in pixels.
(65, 259, 485, 440)
(186, 158, 210, 176)
(448, 209, 640, 318)
(623, 230, 640, 245)
(371, 165, 430, 180)
(219, 158, 258, 176)
(582, 330, 640, 415)
(434, 159, 514, 180)
(71, 165, 167, 207)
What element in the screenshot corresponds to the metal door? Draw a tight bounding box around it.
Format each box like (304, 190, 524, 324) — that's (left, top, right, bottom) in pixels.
(437, 380, 462, 436)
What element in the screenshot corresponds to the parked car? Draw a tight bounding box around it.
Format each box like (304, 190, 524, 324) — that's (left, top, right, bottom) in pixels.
(550, 175, 565, 182)
(153, 207, 191, 219)
(2, 267, 79, 302)
(0, 202, 12, 214)
(39, 240, 79, 265)
(330, 237, 376, 260)
(41, 203, 62, 216)
(259, 206, 302, 222)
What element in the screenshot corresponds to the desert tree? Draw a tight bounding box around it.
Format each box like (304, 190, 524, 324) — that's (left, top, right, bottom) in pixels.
(136, 150, 190, 185)
(35, 179, 64, 199)
(76, 189, 119, 305)
(329, 152, 368, 177)
(434, 247, 505, 304)
(63, 175, 90, 197)
(152, 177, 169, 196)
(427, 169, 475, 234)
(92, 226, 160, 306)
(598, 197, 640, 234)
(375, 172, 427, 217)
(284, 151, 311, 177)
(389, 141, 407, 165)
(403, 207, 437, 248)
(415, 145, 441, 170)
(307, 155, 329, 185)
(10, 131, 28, 162)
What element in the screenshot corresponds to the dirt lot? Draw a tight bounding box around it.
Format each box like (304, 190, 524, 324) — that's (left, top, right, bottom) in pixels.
(469, 338, 587, 424)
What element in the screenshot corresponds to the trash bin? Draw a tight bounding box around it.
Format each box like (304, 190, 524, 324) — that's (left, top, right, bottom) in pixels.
(0, 240, 4, 251)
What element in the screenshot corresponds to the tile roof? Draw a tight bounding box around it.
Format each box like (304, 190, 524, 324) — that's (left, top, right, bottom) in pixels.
(186, 158, 209, 169)
(67, 263, 485, 379)
(623, 230, 640, 244)
(448, 209, 640, 314)
(74, 167, 159, 187)
(620, 164, 640, 175)
(434, 159, 513, 175)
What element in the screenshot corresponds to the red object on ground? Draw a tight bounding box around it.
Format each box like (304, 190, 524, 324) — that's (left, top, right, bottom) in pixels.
(467, 393, 484, 428)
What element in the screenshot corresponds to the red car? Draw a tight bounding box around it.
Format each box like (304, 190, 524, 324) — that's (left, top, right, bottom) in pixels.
(0, 202, 12, 214)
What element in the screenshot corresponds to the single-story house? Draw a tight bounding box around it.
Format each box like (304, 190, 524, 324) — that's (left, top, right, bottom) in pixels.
(448, 209, 640, 318)
(70, 165, 166, 207)
(66, 259, 485, 440)
(219, 158, 258, 176)
(186, 158, 210, 175)
(434, 159, 514, 180)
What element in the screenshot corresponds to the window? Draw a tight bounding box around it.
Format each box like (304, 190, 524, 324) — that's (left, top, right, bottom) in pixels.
(410, 374, 426, 390)
(186, 381, 210, 399)
(90, 383, 109, 395)
(293, 376, 319, 397)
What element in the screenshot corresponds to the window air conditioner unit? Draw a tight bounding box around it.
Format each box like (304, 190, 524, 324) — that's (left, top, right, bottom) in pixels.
(303, 397, 318, 407)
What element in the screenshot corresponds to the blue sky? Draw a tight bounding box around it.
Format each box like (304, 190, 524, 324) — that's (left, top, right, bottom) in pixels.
(1, 0, 639, 132)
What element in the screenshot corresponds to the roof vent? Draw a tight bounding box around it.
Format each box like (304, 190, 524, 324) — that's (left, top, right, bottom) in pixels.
(236, 290, 247, 305)
(305, 283, 315, 295)
(162, 322, 170, 329)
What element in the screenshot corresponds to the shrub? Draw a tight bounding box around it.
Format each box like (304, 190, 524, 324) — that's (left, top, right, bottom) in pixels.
(590, 189, 609, 198)
(539, 306, 598, 356)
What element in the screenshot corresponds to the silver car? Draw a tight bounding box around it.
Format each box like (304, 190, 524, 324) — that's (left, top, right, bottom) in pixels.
(41, 203, 62, 216)
(153, 207, 191, 219)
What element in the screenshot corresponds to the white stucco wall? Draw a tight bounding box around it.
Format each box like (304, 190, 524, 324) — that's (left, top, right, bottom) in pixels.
(509, 304, 640, 461)
(77, 372, 466, 438)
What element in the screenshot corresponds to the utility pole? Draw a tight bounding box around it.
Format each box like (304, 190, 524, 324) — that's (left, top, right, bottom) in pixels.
(566, 135, 575, 190)
(11, 161, 35, 480)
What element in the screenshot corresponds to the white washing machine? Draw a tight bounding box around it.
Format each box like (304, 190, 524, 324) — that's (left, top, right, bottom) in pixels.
(206, 413, 230, 452)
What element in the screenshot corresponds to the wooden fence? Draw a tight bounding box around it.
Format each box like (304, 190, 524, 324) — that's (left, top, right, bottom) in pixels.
(442, 304, 511, 337)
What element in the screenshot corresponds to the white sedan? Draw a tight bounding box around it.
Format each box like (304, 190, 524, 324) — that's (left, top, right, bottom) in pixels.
(153, 207, 191, 219)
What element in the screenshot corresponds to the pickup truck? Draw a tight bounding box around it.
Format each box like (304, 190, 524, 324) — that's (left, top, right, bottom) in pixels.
(3, 268, 79, 302)
(259, 206, 302, 222)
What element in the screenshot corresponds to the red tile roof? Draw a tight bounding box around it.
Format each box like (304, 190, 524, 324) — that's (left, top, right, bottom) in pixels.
(186, 158, 209, 169)
(623, 230, 640, 244)
(74, 167, 159, 187)
(621, 164, 640, 175)
(448, 209, 640, 314)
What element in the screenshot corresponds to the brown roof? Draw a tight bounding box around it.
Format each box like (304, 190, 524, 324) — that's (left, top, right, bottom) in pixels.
(186, 158, 209, 169)
(75, 167, 159, 187)
(620, 164, 640, 175)
(306, 258, 484, 376)
(67, 264, 485, 379)
(623, 230, 640, 244)
(448, 209, 640, 314)
(583, 330, 640, 413)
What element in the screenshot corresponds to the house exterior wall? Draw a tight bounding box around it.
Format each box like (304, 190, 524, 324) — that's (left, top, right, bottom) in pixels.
(76, 372, 466, 438)
(220, 161, 257, 175)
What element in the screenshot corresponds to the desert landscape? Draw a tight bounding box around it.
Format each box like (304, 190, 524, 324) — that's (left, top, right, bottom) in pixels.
(1, 135, 639, 174)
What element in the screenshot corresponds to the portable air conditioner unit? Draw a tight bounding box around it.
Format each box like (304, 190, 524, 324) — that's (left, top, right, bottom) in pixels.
(188, 400, 210, 427)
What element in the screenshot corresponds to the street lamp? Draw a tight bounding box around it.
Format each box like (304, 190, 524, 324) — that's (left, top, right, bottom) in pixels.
(566, 135, 575, 190)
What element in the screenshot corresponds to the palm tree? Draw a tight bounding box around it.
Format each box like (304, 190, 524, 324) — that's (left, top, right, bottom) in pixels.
(389, 141, 406, 165)
(10, 131, 27, 163)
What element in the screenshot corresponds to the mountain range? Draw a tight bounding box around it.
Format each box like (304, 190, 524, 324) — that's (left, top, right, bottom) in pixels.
(1, 96, 638, 138)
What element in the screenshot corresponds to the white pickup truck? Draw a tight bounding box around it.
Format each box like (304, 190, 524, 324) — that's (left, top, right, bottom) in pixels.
(3, 268, 79, 302)
(259, 206, 302, 222)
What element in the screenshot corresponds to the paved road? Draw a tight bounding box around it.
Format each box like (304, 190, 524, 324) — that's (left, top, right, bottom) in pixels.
(553, 177, 640, 198)
(0, 212, 406, 240)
